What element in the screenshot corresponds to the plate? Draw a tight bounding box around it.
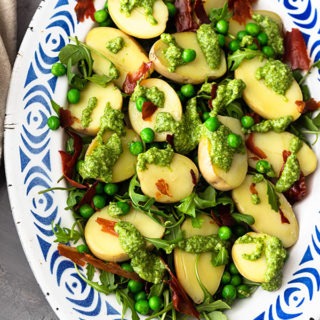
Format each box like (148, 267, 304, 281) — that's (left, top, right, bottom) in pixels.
(4, 0, 320, 319)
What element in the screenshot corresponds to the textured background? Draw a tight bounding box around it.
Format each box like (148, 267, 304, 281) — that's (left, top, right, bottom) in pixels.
(0, 0, 59, 319)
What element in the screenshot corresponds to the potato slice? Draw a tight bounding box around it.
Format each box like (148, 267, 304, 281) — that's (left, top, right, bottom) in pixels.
(198, 116, 248, 191)
(232, 175, 299, 247)
(68, 82, 122, 135)
(128, 78, 182, 141)
(247, 131, 317, 177)
(85, 206, 165, 262)
(85, 27, 152, 88)
(235, 57, 303, 120)
(137, 153, 199, 203)
(149, 32, 227, 84)
(108, 0, 168, 39)
(86, 128, 140, 183)
(174, 215, 224, 304)
(231, 232, 269, 283)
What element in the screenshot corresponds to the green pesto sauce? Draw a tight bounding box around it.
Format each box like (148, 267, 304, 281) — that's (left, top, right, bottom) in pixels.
(132, 83, 165, 108)
(240, 35, 254, 48)
(289, 136, 303, 153)
(106, 36, 124, 54)
(248, 116, 293, 133)
(202, 124, 242, 172)
(115, 221, 166, 284)
(155, 97, 202, 154)
(256, 60, 294, 96)
(177, 234, 226, 254)
(120, 0, 157, 25)
(79, 133, 122, 183)
(196, 24, 221, 70)
(81, 96, 97, 128)
(161, 33, 184, 73)
(97, 103, 125, 139)
(253, 14, 284, 56)
(209, 79, 246, 117)
(236, 234, 287, 291)
(251, 193, 261, 205)
(137, 145, 174, 171)
(107, 202, 126, 217)
(275, 153, 300, 192)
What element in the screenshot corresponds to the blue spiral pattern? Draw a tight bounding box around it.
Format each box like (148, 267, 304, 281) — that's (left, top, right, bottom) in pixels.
(15, 0, 320, 319)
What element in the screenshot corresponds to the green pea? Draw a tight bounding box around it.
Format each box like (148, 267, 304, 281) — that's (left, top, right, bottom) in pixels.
(217, 34, 226, 47)
(241, 115, 254, 128)
(221, 271, 231, 284)
(165, 2, 176, 17)
(229, 39, 240, 52)
(47, 115, 60, 130)
(76, 244, 89, 253)
(136, 96, 147, 112)
(229, 262, 239, 275)
(93, 194, 107, 209)
(230, 274, 242, 286)
(128, 280, 144, 293)
(204, 116, 220, 132)
(202, 111, 210, 121)
(104, 183, 119, 196)
(51, 62, 66, 77)
(180, 83, 196, 98)
(129, 141, 144, 155)
(237, 284, 250, 298)
(181, 48, 197, 63)
(94, 9, 108, 23)
(79, 204, 94, 219)
(237, 30, 248, 41)
(116, 201, 131, 214)
(256, 159, 271, 173)
(222, 284, 237, 300)
(140, 127, 155, 143)
(262, 45, 275, 58)
(218, 226, 232, 240)
(135, 291, 147, 301)
(99, 18, 112, 27)
(121, 262, 134, 272)
(215, 19, 229, 35)
(148, 296, 164, 312)
(257, 32, 268, 46)
(227, 133, 242, 148)
(134, 300, 150, 315)
(67, 88, 80, 104)
(245, 22, 260, 36)
(95, 182, 105, 194)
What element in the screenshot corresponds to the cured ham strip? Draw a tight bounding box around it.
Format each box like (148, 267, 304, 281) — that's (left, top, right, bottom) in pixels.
(142, 101, 158, 120)
(245, 133, 267, 159)
(96, 217, 118, 236)
(194, 0, 210, 24)
(228, 0, 257, 24)
(58, 243, 141, 281)
(75, 0, 95, 22)
(174, 0, 198, 32)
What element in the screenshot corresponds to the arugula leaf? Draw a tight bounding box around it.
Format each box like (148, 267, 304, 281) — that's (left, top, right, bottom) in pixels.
(116, 289, 140, 320)
(66, 189, 86, 209)
(99, 271, 117, 292)
(209, 3, 232, 24)
(231, 213, 255, 225)
(50, 100, 61, 116)
(211, 246, 229, 267)
(203, 311, 229, 320)
(197, 300, 231, 313)
(228, 49, 262, 71)
(52, 222, 82, 244)
(176, 193, 196, 217)
(266, 180, 280, 212)
(195, 186, 217, 209)
(86, 263, 95, 281)
(86, 73, 118, 87)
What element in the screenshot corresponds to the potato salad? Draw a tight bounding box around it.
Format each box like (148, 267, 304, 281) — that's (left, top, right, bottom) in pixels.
(49, 0, 320, 319)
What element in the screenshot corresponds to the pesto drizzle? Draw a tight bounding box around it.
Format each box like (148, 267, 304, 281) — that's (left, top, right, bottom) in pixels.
(81, 96, 97, 128)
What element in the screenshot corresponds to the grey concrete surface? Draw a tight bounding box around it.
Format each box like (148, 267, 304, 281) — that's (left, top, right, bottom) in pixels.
(0, 1, 59, 319)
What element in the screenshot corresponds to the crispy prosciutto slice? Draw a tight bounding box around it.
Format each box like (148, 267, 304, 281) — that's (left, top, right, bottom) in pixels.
(194, 0, 210, 24)
(228, 0, 257, 24)
(57, 243, 141, 281)
(174, 0, 198, 32)
(75, 0, 95, 22)
(284, 28, 311, 70)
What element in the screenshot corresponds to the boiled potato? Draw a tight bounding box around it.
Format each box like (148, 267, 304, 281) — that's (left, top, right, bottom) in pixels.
(235, 57, 303, 120)
(198, 116, 248, 191)
(86, 128, 140, 183)
(231, 232, 270, 283)
(128, 78, 182, 141)
(149, 32, 227, 84)
(174, 215, 225, 304)
(108, 0, 168, 39)
(85, 206, 165, 262)
(247, 131, 317, 177)
(68, 82, 122, 135)
(137, 153, 199, 203)
(232, 175, 299, 247)
(85, 27, 152, 88)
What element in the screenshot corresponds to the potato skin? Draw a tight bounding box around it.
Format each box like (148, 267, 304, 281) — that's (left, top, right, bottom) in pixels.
(174, 215, 224, 304)
(149, 32, 227, 84)
(232, 175, 299, 248)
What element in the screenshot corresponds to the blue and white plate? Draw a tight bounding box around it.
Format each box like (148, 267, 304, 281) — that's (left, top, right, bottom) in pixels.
(5, 0, 320, 319)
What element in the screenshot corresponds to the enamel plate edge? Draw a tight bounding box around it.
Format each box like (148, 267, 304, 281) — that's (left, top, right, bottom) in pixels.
(4, 0, 320, 319)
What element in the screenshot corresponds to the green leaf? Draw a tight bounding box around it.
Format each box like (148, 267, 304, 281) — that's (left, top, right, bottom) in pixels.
(100, 271, 117, 292)
(86, 263, 95, 281)
(204, 311, 229, 320)
(52, 222, 82, 244)
(176, 193, 196, 217)
(209, 3, 232, 24)
(86, 73, 118, 87)
(116, 289, 140, 320)
(197, 300, 231, 313)
(228, 49, 262, 71)
(211, 246, 229, 267)
(66, 189, 86, 209)
(312, 112, 320, 128)
(195, 186, 217, 209)
(50, 100, 61, 116)
(266, 180, 280, 212)
(231, 213, 255, 225)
